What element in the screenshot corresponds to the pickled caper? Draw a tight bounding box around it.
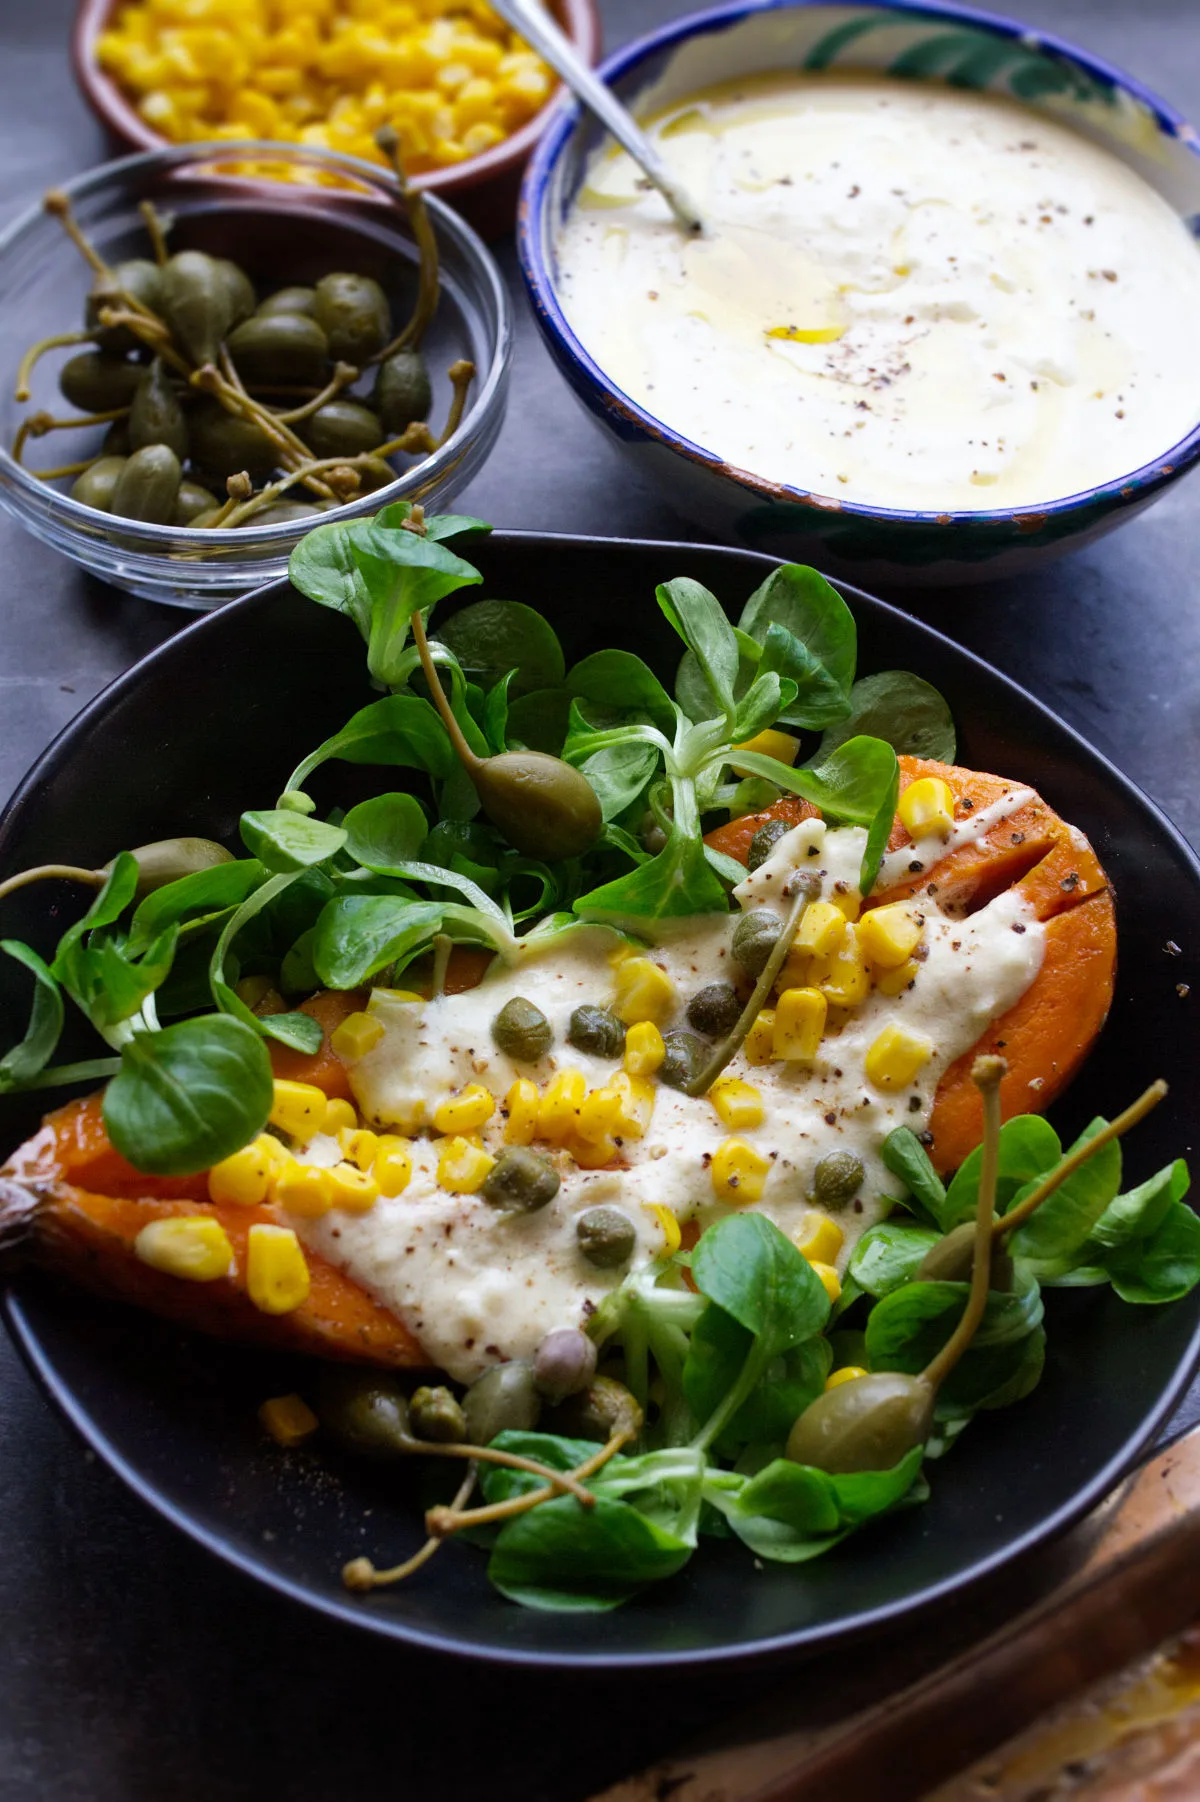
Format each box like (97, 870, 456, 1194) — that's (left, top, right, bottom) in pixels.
(686, 982, 741, 1038)
(300, 400, 384, 461)
(86, 257, 164, 352)
(129, 358, 187, 461)
(171, 478, 220, 526)
(462, 1360, 541, 1444)
(315, 1367, 414, 1461)
(408, 1384, 466, 1443)
(160, 250, 236, 368)
(109, 443, 181, 524)
(918, 1222, 1014, 1292)
(480, 1146, 560, 1213)
(70, 455, 126, 513)
(312, 272, 391, 364)
(533, 1327, 597, 1403)
(492, 996, 553, 1061)
(747, 816, 793, 872)
(257, 285, 317, 319)
(373, 348, 432, 433)
(785, 1371, 935, 1475)
(731, 909, 783, 979)
(576, 1205, 636, 1269)
(59, 351, 142, 413)
(566, 1004, 624, 1059)
(189, 399, 278, 483)
(659, 1029, 706, 1091)
(226, 313, 330, 389)
(810, 1152, 865, 1209)
(548, 1375, 642, 1444)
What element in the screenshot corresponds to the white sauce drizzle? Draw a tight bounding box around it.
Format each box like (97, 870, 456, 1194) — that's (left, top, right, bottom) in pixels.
(875, 787, 1036, 891)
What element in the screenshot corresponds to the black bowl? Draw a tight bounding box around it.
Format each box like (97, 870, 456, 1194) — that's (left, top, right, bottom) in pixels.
(2, 531, 1199, 1669)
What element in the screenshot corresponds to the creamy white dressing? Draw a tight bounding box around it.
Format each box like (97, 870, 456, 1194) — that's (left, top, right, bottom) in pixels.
(555, 74, 1200, 511)
(291, 819, 1044, 1381)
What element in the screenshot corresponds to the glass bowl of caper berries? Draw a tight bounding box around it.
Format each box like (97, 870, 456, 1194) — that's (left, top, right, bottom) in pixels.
(0, 140, 511, 608)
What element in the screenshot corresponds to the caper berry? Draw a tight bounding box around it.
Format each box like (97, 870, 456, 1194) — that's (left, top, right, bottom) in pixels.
(659, 1029, 706, 1091)
(86, 257, 164, 352)
(533, 1327, 598, 1403)
(810, 1152, 865, 1209)
(731, 909, 783, 979)
(172, 479, 220, 526)
(257, 285, 318, 319)
(109, 443, 181, 524)
(300, 399, 385, 461)
(312, 272, 391, 364)
(492, 996, 553, 1062)
(685, 982, 741, 1039)
(474, 752, 603, 862)
(160, 250, 236, 368)
(189, 399, 278, 483)
(102, 417, 131, 457)
(480, 1146, 560, 1214)
(577, 1205, 636, 1269)
(315, 1367, 413, 1462)
(226, 313, 330, 389)
(59, 351, 142, 413)
(408, 1384, 466, 1443)
(548, 1376, 642, 1444)
(109, 836, 234, 897)
(785, 1371, 934, 1475)
(214, 258, 256, 329)
(70, 455, 126, 513)
(462, 1360, 541, 1444)
(638, 809, 668, 856)
(747, 816, 793, 872)
(918, 1222, 1014, 1292)
(240, 500, 325, 528)
(129, 357, 187, 461)
(566, 1004, 625, 1059)
(372, 348, 432, 434)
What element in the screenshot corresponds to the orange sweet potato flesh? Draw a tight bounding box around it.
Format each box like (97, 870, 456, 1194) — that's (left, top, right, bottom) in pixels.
(704, 755, 1116, 1175)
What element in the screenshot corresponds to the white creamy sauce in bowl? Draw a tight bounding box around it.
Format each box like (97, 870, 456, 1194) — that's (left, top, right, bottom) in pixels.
(293, 812, 1044, 1382)
(554, 74, 1200, 512)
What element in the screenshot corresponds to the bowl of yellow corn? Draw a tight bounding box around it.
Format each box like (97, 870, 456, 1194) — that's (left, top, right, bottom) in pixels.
(74, 0, 601, 240)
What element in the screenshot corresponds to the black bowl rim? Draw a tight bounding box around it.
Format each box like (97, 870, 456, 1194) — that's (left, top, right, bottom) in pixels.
(4, 528, 1200, 1670)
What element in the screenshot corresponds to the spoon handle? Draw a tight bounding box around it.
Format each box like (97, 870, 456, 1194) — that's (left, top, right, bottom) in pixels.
(488, 0, 704, 234)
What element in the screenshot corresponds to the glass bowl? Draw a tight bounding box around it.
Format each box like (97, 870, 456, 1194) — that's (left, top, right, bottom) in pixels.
(0, 141, 512, 609)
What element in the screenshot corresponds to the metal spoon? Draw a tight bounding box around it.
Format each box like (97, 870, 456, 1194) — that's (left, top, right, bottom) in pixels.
(487, 0, 705, 234)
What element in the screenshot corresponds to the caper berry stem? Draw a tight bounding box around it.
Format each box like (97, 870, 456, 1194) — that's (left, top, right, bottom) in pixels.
(922, 1055, 1005, 1395)
(991, 1078, 1167, 1241)
(270, 361, 359, 425)
(13, 330, 94, 404)
(424, 1429, 631, 1540)
(0, 862, 108, 904)
(342, 1464, 476, 1592)
(14, 407, 130, 467)
(30, 457, 99, 481)
(373, 127, 439, 357)
(431, 933, 452, 998)
(43, 189, 108, 276)
(410, 608, 484, 774)
(683, 885, 809, 1097)
(95, 306, 184, 373)
(137, 199, 171, 269)
(437, 358, 475, 447)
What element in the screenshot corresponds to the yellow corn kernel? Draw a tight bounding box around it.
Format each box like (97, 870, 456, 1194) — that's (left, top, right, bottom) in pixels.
(433, 1083, 495, 1136)
(612, 956, 675, 1026)
(373, 1135, 413, 1197)
(645, 1202, 681, 1254)
(246, 1223, 311, 1315)
(258, 1132, 294, 1173)
(208, 1138, 272, 1207)
(710, 1077, 764, 1132)
(437, 1135, 495, 1193)
(744, 1008, 776, 1066)
(865, 1023, 933, 1091)
(568, 1132, 618, 1170)
(367, 988, 424, 1011)
(827, 887, 862, 923)
(825, 1365, 868, 1391)
(330, 1011, 385, 1062)
(327, 1163, 379, 1213)
(775, 947, 811, 994)
(811, 924, 871, 1008)
(875, 957, 921, 998)
(461, 120, 506, 156)
(623, 1020, 665, 1077)
(898, 776, 955, 840)
(259, 1392, 319, 1446)
(503, 1077, 539, 1145)
(272, 1162, 336, 1218)
(134, 1216, 233, 1282)
(730, 727, 799, 777)
(711, 1137, 771, 1205)
(577, 1084, 623, 1144)
(610, 1070, 655, 1139)
(773, 987, 827, 1062)
(537, 1068, 586, 1142)
(858, 902, 924, 970)
(794, 1209, 845, 1266)
(323, 1097, 358, 1135)
(810, 1261, 842, 1302)
(269, 1079, 328, 1140)
(794, 900, 847, 957)
(339, 1126, 380, 1171)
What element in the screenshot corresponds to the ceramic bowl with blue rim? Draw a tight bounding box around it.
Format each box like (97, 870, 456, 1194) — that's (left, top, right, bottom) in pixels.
(518, 0, 1200, 586)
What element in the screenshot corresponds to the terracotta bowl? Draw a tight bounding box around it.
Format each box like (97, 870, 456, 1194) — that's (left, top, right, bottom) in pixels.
(73, 0, 600, 240)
